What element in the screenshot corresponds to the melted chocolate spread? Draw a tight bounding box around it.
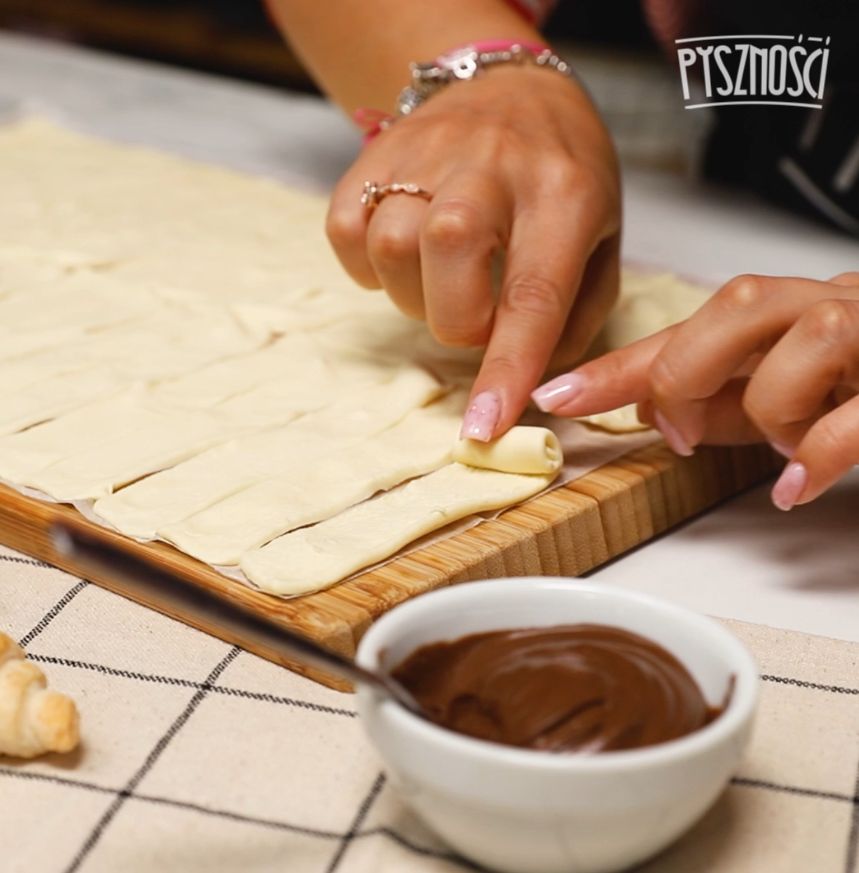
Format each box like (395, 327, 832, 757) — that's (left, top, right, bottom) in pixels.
(391, 624, 724, 753)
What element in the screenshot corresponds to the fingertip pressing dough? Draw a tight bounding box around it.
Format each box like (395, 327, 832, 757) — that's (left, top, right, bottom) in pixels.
(453, 426, 563, 474)
(0, 631, 80, 758)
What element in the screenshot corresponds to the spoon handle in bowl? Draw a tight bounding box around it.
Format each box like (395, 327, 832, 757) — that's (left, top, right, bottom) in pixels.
(49, 520, 393, 697)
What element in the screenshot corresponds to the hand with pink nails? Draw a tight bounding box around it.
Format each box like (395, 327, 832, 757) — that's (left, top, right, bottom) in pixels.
(532, 271, 859, 512)
(330, 66, 621, 445)
(267, 0, 622, 444)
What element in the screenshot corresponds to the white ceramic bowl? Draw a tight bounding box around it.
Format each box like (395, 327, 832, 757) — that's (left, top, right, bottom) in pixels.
(356, 578, 758, 873)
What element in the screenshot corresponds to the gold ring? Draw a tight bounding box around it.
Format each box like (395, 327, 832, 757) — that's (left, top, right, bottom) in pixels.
(361, 181, 432, 211)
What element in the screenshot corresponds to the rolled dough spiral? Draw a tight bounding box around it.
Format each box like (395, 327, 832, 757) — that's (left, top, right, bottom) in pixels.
(452, 426, 563, 475)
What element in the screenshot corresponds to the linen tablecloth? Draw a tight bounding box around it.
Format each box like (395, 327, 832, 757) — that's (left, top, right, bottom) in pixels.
(2, 543, 858, 873)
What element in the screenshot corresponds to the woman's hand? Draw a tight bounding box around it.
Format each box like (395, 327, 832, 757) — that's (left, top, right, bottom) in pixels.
(532, 272, 859, 510)
(326, 64, 621, 441)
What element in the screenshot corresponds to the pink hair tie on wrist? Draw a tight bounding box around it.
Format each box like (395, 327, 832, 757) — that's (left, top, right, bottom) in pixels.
(352, 106, 395, 144)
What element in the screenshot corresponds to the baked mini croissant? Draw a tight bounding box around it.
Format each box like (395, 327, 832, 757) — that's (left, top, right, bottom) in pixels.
(0, 631, 80, 758)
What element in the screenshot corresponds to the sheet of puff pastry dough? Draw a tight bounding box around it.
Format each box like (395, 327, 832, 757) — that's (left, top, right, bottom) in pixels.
(93, 369, 444, 539)
(241, 463, 556, 596)
(0, 120, 354, 303)
(575, 269, 710, 433)
(159, 391, 465, 565)
(0, 120, 713, 596)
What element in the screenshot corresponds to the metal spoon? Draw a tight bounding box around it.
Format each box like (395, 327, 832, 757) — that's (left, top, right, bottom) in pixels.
(50, 521, 424, 717)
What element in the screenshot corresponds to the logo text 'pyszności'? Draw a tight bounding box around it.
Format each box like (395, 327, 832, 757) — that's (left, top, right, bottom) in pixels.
(676, 35, 830, 110)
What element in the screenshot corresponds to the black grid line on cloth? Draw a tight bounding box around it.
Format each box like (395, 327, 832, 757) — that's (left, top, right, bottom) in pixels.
(29, 649, 859, 717)
(845, 754, 859, 873)
(0, 552, 51, 568)
(27, 652, 358, 717)
(62, 645, 240, 873)
(731, 777, 857, 804)
(17, 580, 88, 648)
(0, 765, 340, 839)
(213, 683, 357, 717)
(0, 767, 116, 798)
(0, 767, 473, 868)
(762, 674, 859, 696)
(9, 765, 859, 872)
(361, 827, 482, 871)
(325, 771, 386, 873)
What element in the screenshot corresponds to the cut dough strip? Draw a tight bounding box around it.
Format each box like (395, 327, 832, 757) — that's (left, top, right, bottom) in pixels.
(0, 296, 267, 397)
(153, 334, 327, 411)
(0, 286, 274, 435)
(0, 246, 108, 299)
(0, 272, 153, 336)
(0, 367, 125, 437)
(241, 463, 555, 596)
(3, 363, 438, 501)
(452, 426, 562, 474)
(0, 327, 83, 364)
(159, 394, 461, 564)
(27, 406, 243, 501)
(93, 368, 445, 538)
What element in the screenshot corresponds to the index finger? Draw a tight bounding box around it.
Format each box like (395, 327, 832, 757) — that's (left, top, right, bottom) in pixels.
(532, 326, 675, 416)
(462, 192, 613, 440)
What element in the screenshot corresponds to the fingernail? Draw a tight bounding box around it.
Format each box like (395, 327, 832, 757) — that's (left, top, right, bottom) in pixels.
(531, 373, 587, 413)
(771, 461, 807, 511)
(653, 410, 694, 457)
(770, 440, 795, 459)
(460, 391, 501, 442)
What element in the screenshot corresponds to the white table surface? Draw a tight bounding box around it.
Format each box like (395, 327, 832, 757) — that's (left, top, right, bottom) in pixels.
(1, 32, 857, 644)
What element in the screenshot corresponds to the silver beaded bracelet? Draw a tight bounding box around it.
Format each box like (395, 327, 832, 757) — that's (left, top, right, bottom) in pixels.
(395, 43, 575, 119)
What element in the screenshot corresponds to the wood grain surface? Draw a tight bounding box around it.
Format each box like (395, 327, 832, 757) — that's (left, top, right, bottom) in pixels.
(0, 440, 781, 690)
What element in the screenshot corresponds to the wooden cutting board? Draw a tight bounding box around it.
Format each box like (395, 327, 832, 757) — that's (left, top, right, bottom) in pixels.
(0, 440, 780, 690)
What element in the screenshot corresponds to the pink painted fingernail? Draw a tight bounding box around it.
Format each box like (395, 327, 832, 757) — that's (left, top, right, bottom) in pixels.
(771, 461, 807, 511)
(460, 391, 501, 442)
(770, 441, 795, 459)
(531, 373, 587, 413)
(653, 410, 694, 457)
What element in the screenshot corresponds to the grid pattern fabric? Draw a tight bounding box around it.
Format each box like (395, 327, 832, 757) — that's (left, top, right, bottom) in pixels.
(1, 543, 858, 873)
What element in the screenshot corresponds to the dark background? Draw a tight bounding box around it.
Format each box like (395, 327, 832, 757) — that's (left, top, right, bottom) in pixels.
(0, 0, 658, 90)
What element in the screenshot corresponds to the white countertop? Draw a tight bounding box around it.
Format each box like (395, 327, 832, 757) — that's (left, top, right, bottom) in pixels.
(1, 32, 857, 644)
